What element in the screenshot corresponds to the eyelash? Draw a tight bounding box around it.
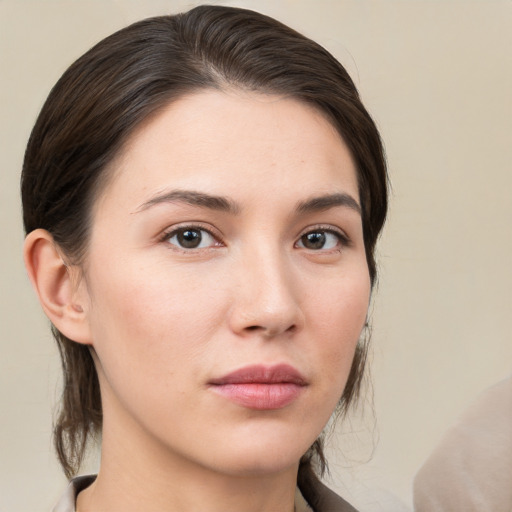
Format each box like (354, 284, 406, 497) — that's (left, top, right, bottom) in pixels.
(159, 224, 350, 252)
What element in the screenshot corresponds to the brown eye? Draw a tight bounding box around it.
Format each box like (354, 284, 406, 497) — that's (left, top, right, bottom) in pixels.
(301, 232, 326, 250)
(167, 228, 216, 249)
(297, 230, 342, 250)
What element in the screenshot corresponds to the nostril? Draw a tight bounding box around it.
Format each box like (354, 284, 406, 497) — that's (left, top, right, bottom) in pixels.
(243, 324, 297, 336)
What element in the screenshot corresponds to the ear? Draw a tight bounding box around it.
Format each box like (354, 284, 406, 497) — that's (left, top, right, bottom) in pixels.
(23, 229, 92, 345)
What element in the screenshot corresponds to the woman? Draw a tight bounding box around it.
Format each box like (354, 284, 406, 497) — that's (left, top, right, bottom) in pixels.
(22, 5, 387, 512)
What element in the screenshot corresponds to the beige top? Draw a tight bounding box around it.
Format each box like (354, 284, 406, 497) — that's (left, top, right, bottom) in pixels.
(52, 475, 313, 512)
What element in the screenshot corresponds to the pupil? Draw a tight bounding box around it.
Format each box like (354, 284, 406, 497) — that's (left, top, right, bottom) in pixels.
(178, 229, 201, 248)
(303, 232, 325, 249)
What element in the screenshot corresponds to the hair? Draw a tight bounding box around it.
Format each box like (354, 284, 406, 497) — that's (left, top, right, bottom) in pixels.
(21, 4, 388, 489)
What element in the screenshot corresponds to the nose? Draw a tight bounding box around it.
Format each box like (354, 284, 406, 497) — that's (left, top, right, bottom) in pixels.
(227, 247, 304, 339)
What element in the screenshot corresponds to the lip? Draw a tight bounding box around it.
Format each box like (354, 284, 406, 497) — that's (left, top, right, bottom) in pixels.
(208, 364, 307, 410)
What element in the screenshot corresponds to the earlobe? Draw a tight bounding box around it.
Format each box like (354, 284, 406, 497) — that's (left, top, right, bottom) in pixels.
(23, 229, 92, 345)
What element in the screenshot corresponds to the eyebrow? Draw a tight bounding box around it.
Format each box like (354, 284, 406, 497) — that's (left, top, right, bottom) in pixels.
(135, 189, 360, 216)
(135, 189, 240, 214)
(296, 193, 361, 215)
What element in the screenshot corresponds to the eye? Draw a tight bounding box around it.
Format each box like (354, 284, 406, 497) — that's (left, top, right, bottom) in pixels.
(296, 229, 346, 251)
(165, 227, 218, 250)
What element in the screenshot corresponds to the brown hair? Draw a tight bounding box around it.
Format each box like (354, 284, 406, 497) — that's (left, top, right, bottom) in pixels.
(22, 4, 387, 484)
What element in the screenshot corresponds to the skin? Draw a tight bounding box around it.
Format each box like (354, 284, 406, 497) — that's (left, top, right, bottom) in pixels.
(26, 90, 370, 512)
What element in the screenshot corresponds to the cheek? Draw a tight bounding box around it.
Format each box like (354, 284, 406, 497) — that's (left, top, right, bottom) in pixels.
(85, 257, 228, 386)
(83, 257, 234, 441)
(309, 270, 370, 388)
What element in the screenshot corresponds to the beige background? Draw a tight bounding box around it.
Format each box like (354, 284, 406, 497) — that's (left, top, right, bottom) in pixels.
(1, 1, 511, 511)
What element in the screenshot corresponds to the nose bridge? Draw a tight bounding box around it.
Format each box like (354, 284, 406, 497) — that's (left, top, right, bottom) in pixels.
(250, 242, 294, 303)
(229, 235, 302, 336)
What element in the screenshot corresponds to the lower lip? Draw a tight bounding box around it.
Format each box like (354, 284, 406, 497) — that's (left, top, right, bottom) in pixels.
(210, 383, 304, 410)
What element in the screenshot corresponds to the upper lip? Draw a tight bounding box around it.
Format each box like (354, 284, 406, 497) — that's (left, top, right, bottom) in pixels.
(209, 364, 307, 386)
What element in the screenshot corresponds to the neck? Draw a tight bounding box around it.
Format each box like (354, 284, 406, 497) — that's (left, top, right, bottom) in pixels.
(79, 468, 298, 512)
(76, 395, 299, 512)
(77, 452, 298, 512)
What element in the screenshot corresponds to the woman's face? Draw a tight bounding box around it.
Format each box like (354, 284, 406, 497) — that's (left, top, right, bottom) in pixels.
(79, 90, 370, 477)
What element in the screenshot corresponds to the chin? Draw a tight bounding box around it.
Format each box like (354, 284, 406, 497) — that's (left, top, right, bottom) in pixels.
(207, 433, 313, 477)
(218, 454, 302, 478)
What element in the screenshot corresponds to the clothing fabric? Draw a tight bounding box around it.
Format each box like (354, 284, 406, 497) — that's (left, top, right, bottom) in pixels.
(295, 486, 313, 512)
(52, 473, 358, 511)
(52, 475, 96, 512)
(300, 474, 359, 512)
(414, 375, 512, 512)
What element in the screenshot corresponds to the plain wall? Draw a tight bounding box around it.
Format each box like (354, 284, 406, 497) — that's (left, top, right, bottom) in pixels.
(1, 1, 511, 511)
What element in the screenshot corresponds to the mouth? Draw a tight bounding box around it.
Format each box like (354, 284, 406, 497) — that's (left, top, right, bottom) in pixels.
(208, 364, 307, 410)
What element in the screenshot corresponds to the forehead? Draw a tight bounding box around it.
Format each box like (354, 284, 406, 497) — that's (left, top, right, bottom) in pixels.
(96, 89, 359, 213)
